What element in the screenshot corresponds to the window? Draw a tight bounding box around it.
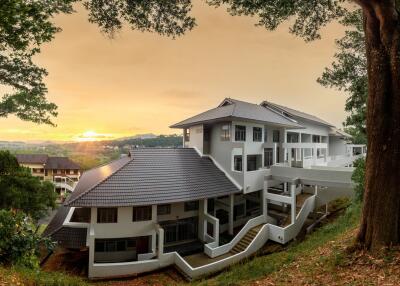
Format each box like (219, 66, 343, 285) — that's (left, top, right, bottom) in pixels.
(71, 208, 91, 223)
(184, 201, 199, 212)
(97, 208, 118, 223)
(161, 217, 198, 244)
(233, 155, 243, 171)
(95, 238, 136, 252)
(273, 130, 280, 143)
(220, 124, 231, 141)
(184, 128, 190, 141)
(264, 148, 273, 168)
(287, 132, 299, 143)
(132, 206, 152, 221)
(234, 204, 245, 220)
(157, 204, 171, 216)
(235, 125, 246, 141)
(264, 127, 268, 142)
(247, 155, 262, 171)
(312, 135, 321, 143)
(304, 148, 312, 158)
(276, 147, 281, 163)
(253, 127, 262, 142)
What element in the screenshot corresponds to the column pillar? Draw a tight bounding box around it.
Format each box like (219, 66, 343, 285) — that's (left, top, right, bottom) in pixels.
(157, 227, 164, 257)
(291, 183, 296, 224)
(263, 180, 268, 221)
(228, 194, 234, 235)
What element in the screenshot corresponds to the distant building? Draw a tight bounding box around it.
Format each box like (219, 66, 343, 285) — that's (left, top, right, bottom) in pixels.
(15, 154, 81, 195)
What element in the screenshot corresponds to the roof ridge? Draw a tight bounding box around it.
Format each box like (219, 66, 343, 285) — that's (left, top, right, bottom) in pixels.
(64, 156, 132, 206)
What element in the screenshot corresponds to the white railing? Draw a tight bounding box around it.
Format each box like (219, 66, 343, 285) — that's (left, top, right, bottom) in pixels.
(173, 223, 270, 279)
(204, 215, 266, 258)
(265, 192, 292, 204)
(282, 195, 315, 243)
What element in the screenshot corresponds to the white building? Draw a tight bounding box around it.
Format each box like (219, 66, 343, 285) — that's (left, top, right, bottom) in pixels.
(43, 98, 365, 280)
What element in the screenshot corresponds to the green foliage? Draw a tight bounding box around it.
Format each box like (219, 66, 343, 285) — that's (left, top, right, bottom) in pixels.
(0, 210, 55, 269)
(352, 157, 366, 203)
(0, 0, 75, 125)
(318, 10, 367, 142)
(0, 265, 89, 286)
(83, 0, 196, 37)
(206, 0, 346, 42)
(192, 201, 361, 286)
(0, 151, 57, 220)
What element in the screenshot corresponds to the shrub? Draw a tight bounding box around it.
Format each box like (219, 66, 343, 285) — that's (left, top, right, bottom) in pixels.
(352, 157, 366, 203)
(0, 210, 54, 269)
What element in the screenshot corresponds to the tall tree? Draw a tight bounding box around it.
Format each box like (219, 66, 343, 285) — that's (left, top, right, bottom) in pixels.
(318, 10, 367, 144)
(84, 0, 400, 251)
(0, 0, 75, 125)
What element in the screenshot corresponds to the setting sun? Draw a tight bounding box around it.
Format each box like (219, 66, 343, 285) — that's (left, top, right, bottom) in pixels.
(75, 130, 113, 142)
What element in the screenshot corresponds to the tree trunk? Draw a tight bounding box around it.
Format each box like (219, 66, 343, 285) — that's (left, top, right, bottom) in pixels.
(356, 0, 400, 251)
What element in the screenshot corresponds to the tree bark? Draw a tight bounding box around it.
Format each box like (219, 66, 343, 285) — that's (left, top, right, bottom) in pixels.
(356, 0, 400, 251)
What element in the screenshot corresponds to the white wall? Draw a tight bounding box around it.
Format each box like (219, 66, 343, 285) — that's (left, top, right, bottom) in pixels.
(186, 125, 204, 153)
(329, 136, 347, 156)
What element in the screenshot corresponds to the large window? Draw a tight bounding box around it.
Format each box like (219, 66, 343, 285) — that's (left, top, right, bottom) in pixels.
(273, 130, 280, 143)
(287, 132, 299, 143)
(97, 208, 118, 223)
(312, 135, 321, 143)
(162, 217, 198, 244)
(264, 148, 273, 168)
(235, 125, 246, 141)
(221, 124, 231, 141)
(233, 155, 243, 171)
(247, 155, 262, 171)
(157, 204, 171, 216)
(184, 201, 199, 212)
(95, 237, 136, 252)
(184, 128, 190, 142)
(253, 127, 262, 142)
(132, 206, 152, 221)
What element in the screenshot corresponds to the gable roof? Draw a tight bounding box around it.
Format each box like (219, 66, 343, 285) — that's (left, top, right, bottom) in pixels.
(261, 101, 334, 127)
(65, 148, 240, 207)
(45, 157, 80, 170)
(329, 127, 352, 138)
(16, 154, 48, 165)
(16, 154, 80, 170)
(170, 98, 303, 129)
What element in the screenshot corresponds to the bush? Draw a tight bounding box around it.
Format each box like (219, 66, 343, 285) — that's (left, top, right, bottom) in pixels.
(0, 210, 54, 269)
(352, 157, 366, 203)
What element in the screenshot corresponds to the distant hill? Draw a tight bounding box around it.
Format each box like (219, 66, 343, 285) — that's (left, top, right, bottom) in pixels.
(115, 133, 158, 141)
(108, 134, 182, 148)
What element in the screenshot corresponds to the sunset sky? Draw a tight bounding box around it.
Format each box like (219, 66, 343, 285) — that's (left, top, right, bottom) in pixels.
(0, 2, 352, 142)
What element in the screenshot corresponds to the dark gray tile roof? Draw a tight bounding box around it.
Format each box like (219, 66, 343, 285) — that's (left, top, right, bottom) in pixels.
(42, 205, 71, 237)
(16, 154, 80, 170)
(44, 157, 80, 170)
(51, 227, 87, 249)
(65, 148, 240, 207)
(16, 154, 48, 164)
(42, 206, 87, 249)
(261, 101, 334, 127)
(170, 98, 303, 129)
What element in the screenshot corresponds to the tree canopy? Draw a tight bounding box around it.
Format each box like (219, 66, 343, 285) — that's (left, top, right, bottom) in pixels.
(0, 151, 56, 220)
(318, 10, 367, 144)
(0, 0, 75, 125)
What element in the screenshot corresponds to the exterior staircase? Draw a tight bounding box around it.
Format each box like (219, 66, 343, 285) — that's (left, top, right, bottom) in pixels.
(230, 225, 263, 254)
